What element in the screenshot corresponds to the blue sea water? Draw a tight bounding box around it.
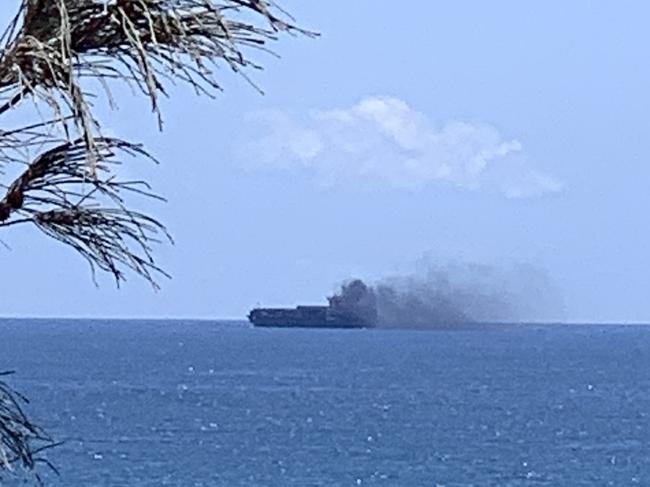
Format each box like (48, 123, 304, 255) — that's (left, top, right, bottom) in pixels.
(1, 319, 650, 486)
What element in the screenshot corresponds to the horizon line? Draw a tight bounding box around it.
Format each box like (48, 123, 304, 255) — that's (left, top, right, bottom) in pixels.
(1, 316, 650, 326)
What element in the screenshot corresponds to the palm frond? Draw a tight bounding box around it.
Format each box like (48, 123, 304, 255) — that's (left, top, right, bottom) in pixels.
(0, 137, 171, 287)
(0, 372, 59, 484)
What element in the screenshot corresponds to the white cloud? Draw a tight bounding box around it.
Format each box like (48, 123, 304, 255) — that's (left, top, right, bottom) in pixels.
(241, 96, 562, 197)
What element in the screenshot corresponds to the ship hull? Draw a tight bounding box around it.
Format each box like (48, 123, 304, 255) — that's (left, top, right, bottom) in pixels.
(248, 306, 370, 329)
(248, 280, 377, 329)
(250, 321, 366, 329)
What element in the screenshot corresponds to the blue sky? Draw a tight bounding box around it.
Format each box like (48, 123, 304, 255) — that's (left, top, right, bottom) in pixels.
(1, 1, 650, 322)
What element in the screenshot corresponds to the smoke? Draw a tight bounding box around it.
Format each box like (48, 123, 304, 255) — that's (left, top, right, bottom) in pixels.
(367, 261, 564, 329)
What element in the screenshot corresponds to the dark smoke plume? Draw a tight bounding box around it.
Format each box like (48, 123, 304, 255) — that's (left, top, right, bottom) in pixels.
(351, 261, 564, 329)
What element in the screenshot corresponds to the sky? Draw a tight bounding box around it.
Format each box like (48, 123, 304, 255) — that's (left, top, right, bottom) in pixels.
(1, 1, 650, 322)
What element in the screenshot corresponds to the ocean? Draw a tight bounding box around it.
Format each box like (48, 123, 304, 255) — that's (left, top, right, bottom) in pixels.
(0, 319, 649, 486)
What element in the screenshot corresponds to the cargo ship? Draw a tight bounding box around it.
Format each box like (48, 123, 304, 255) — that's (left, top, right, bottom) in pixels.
(248, 280, 377, 329)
